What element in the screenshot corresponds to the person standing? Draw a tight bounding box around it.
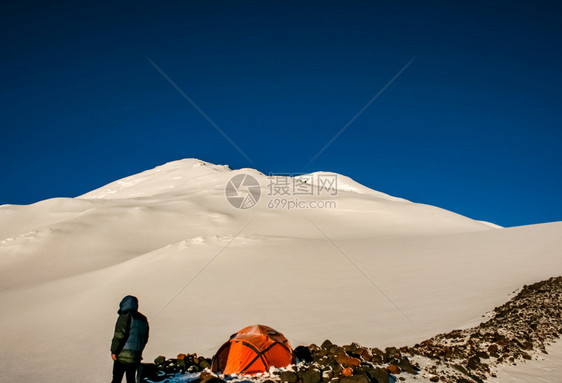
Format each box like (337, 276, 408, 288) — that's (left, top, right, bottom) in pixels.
(110, 295, 149, 383)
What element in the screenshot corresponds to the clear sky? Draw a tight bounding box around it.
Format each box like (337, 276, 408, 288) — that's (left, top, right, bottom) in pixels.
(1, 1, 561, 227)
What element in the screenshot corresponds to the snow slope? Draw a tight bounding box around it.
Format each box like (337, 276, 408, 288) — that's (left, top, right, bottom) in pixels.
(0, 158, 560, 383)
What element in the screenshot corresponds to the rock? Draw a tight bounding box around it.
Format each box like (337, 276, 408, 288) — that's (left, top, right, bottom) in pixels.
(467, 374, 484, 383)
(300, 369, 322, 383)
(396, 357, 417, 374)
(343, 343, 360, 353)
(355, 347, 366, 355)
(188, 364, 201, 373)
(335, 351, 350, 365)
(399, 346, 411, 354)
(199, 371, 225, 383)
(280, 371, 299, 383)
(322, 340, 334, 349)
(330, 362, 343, 374)
(385, 365, 401, 374)
(384, 347, 400, 362)
(329, 345, 342, 355)
(351, 372, 370, 383)
(316, 356, 331, 367)
(360, 349, 373, 362)
(346, 357, 361, 367)
(476, 351, 489, 359)
(176, 358, 187, 369)
(342, 367, 353, 377)
(467, 356, 480, 370)
(322, 370, 334, 382)
(340, 375, 369, 383)
(487, 344, 499, 355)
(429, 375, 439, 382)
(334, 350, 361, 368)
(370, 354, 384, 364)
(295, 346, 314, 363)
(154, 356, 166, 366)
(199, 358, 211, 369)
(363, 367, 390, 383)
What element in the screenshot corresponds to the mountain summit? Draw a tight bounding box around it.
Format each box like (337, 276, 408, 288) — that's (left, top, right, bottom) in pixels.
(77, 158, 493, 234)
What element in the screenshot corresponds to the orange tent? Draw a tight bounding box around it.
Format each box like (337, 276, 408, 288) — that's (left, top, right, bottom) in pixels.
(211, 324, 294, 375)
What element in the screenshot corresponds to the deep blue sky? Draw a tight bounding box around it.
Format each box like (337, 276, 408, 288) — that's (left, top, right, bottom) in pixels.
(1, 1, 561, 227)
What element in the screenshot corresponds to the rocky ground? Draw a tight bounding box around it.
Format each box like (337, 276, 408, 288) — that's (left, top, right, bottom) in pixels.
(141, 276, 562, 383)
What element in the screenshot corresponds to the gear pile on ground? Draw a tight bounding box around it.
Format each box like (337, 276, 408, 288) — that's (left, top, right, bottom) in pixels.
(141, 276, 562, 383)
(140, 353, 214, 382)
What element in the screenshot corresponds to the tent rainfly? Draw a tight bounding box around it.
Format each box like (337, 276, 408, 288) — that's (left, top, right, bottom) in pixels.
(211, 324, 294, 375)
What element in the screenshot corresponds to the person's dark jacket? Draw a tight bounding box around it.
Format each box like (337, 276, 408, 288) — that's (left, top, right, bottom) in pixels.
(111, 296, 149, 365)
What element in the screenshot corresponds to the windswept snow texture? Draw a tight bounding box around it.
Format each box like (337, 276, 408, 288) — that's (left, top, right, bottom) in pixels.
(0, 158, 560, 383)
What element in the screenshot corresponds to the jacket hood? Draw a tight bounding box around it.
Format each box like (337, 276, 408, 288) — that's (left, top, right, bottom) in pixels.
(118, 295, 139, 314)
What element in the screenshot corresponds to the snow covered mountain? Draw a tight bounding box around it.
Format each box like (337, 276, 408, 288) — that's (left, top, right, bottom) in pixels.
(0, 158, 560, 383)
